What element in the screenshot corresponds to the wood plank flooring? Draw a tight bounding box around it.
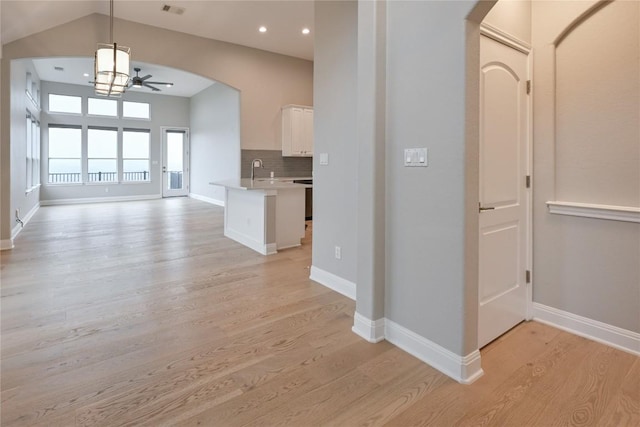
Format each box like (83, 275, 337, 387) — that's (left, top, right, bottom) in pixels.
(1, 198, 638, 426)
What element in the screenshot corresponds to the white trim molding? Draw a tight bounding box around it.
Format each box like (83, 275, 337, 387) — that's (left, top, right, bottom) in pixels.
(309, 266, 356, 300)
(546, 201, 640, 223)
(11, 202, 40, 240)
(352, 312, 385, 343)
(40, 194, 162, 206)
(384, 319, 484, 384)
(224, 227, 277, 256)
(189, 193, 225, 207)
(533, 303, 640, 356)
(480, 22, 531, 54)
(0, 239, 15, 251)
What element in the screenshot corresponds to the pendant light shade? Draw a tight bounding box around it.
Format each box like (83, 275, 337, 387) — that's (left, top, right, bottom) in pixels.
(94, 0, 131, 97)
(94, 43, 130, 96)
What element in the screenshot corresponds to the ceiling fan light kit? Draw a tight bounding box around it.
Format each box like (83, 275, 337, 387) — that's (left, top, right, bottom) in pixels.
(129, 67, 174, 92)
(95, 0, 131, 97)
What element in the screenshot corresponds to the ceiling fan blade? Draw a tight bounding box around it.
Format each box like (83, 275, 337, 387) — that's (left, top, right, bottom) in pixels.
(139, 75, 153, 81)
(144, 83, 161, 91)
(145, 81, 173, 86)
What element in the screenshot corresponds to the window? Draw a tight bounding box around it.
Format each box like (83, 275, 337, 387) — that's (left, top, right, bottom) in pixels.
(88, 98, 118, 117)
(123, 101, 150, 119)
(26, 113, 32, 190)
(48, 94, 81, 114)
(34, 120, 41, 186)
(26, 72, 33, 98)
(48, 126, 81, 183)
(87, 128, 118, 182)
(123, 129, 151, 182)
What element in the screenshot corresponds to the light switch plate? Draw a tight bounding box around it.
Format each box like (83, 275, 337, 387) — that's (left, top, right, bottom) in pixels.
(319, 153, 329, 165)
(404, 148, 428, 167)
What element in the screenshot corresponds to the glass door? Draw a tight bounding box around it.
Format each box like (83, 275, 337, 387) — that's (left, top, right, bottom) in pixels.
(162, 128, 189, 197)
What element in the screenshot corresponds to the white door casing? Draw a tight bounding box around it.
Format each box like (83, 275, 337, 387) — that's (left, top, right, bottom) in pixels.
(162, 128, 190, 198)
(478, 34, 531, 348)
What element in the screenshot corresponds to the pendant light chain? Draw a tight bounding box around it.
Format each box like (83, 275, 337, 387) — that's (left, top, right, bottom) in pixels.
(109, 0, 114, 44)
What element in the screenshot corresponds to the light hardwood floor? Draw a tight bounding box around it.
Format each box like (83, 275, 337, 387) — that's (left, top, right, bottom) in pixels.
(1, 198, 638, 426)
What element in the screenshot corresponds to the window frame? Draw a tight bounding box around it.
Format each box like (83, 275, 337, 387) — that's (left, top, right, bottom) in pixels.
(87, 126, 119, 184)
(122, 128, 151, 183)
(88, 97, 119, 118)
(47, 124, 83, 185)
(48, 93, 82, 115)
(122, 101, 151, 120)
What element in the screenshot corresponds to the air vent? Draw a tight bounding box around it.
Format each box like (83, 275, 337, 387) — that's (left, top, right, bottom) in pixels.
(54, 66, 64, 71)
(162, 4, 185, 15)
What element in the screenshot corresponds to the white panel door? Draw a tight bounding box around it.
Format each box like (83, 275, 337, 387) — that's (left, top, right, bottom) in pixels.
(162, 128, 190, 198)
(478, 35, 530, 348)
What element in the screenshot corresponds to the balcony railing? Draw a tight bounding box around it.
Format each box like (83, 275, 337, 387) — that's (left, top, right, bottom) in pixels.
(48, 171, 150, 183)
(88, 172, 117, 182)
(168, 171, 183, 189)
(48, 173, 81, 183)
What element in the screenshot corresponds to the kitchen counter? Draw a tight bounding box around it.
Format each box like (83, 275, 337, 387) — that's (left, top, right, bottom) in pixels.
(210, 178, 311, 191)
(210, 178, 309, 255)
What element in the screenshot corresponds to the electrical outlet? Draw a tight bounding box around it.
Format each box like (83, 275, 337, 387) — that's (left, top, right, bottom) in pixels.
(105, 187, 109, 193)
(334, 246, 341, 260)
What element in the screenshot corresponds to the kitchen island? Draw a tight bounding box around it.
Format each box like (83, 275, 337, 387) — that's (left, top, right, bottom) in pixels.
(210, 178, 311, 255)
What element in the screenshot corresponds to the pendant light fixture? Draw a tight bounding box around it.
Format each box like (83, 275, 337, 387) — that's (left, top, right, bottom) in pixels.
(94, 0, 130, 96)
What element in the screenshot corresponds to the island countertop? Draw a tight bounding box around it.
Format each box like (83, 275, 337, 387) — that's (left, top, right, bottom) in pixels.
(210, 178, 312, 191)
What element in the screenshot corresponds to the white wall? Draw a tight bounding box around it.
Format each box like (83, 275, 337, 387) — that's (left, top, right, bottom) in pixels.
(385, 0, 480, 356)
(314, 0, 486, 360)
(0, 54, 8, 246)
(9, 59, 41, 238)
(39, 81, 190, 202)
(312, 0, 359, 284)
(483, 0, 531, 43)
(532, 0, 640, 333)
(190, 82, 241, 205)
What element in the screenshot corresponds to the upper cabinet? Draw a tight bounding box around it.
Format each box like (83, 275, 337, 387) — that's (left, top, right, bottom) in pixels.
(282, 105, 313, 157)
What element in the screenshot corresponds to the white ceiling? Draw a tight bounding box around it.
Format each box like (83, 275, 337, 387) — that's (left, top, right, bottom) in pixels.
(1, 1, 314, 60)
(2, 1, 314, 97)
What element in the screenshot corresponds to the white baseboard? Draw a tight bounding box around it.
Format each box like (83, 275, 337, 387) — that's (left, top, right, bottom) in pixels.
(352, 312, 385, 343)
(224, 228, 277, 255)
(384, 319, 484, 384)
(533, 303, 640, 356)
(189, 193, 225, 207)
(0, 239, 15, 251)
(11, 202, 40, 240)
(40, 194, 161, 206)
(309, 266, 356, 300)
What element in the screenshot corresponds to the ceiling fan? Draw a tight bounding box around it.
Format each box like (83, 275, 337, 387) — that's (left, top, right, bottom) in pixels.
(128, 67, 173, 92)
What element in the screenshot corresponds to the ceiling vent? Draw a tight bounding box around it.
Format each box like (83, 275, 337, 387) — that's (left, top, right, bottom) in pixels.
(162, 4, 185, 15)
(54, 66, 64, 71)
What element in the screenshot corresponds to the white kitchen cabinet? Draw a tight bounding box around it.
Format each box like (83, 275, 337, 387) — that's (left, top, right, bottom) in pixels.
(282, 105, 313, 157)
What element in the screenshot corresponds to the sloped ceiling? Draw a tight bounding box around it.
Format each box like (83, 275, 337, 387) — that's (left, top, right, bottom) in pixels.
(1, 1, 314, 60)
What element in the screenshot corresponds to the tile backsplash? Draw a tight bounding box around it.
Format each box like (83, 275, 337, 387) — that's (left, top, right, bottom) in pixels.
(241, 149, 312, 178)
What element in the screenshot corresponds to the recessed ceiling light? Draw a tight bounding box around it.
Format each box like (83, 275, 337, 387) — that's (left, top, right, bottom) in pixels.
(83, 73, 90, 77)
(259, 26, 267, 33)
(302, 28, 310, 35)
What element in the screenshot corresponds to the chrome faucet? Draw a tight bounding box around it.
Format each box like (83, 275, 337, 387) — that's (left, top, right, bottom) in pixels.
(250, 159, 263, 180)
